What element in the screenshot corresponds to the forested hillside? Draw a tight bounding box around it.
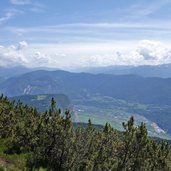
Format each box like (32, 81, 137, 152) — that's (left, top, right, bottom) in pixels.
(9, 94, 71, 112)
(0, 95, 171, 171)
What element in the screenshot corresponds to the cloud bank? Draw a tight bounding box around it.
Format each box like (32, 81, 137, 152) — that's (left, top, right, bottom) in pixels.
(0, 40, 171, 69)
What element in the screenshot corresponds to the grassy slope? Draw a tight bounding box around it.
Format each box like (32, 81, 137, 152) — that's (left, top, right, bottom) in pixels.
(0, 139, 28, 171)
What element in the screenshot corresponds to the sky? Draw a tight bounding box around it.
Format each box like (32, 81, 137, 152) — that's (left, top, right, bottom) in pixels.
(1, 0, 171, 69)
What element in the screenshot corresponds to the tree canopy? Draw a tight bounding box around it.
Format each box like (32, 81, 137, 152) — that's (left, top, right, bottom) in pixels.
(0, 94, 170, 171)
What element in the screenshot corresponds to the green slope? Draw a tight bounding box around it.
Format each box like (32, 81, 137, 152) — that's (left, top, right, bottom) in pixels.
(10, 94, 71, 112)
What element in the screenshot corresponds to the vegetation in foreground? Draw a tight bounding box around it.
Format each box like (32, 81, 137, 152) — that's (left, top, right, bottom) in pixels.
(0, 95, 171, 171)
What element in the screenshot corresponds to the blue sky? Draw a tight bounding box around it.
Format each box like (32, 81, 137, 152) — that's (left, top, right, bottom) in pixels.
(0, 0, 171, 68)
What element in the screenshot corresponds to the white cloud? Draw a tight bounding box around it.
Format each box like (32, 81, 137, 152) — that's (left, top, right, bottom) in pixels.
(0, 12, 15, 24)
(134, 40, 171, 64)
(17, 41, 28, 50)
(0, 41, 28, 67)
(5, 22, 171, 44)
(0, 8, 23, 25)
(7, 22, 171, 34)
(29, 3, 46, 13)
(10, 0, 30, 5)
(128, 0, 171, 18)
(10, 0, 46, 15)
(30, 7, 45, 13)
(0, 40, 171, 68)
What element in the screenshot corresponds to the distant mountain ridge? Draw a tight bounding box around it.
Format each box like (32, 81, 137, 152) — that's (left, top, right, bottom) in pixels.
(1, 63, 171, 79)
(0, 66, 32, 78)
(0, 66, 60, 79)
(0, 70, 171, 105)
(80, 63, 171, 78)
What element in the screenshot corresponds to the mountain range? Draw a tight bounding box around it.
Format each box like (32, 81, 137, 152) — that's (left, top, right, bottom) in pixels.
(0, 65, 171, 138)
(1, 69, 171, 105)
(78, 64, 171, 78)
(1, 63, 171, 79)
